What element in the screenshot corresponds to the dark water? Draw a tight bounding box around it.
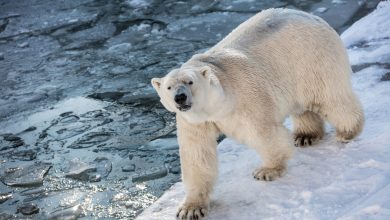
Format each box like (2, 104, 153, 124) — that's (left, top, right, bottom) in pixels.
(0, 0, 380, 219)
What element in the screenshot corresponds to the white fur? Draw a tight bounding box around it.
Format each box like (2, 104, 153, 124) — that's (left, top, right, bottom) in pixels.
(151, 8, 364, 220)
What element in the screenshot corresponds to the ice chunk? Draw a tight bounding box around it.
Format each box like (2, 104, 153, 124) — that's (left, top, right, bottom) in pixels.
(1, 163, 52, 187)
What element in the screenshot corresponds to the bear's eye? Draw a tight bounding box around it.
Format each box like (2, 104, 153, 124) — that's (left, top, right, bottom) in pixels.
(188, 81, 193, 85)
(167, 86, 171, 90)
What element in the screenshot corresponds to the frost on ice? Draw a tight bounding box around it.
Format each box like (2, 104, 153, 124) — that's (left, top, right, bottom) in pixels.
(137, 2, 390, 220)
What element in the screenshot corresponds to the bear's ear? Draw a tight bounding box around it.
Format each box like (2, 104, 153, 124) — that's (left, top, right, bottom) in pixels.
(151, 78, 161, 90)
(201, 66, 220, 86)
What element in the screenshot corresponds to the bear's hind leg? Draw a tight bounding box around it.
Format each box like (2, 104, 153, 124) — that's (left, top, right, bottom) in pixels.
(252, 125, 294, 181)
(292, 111, 325, 147)
(322, 96, 364, 142)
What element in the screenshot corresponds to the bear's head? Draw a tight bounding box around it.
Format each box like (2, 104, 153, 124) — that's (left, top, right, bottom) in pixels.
(151, 62, 225, 122)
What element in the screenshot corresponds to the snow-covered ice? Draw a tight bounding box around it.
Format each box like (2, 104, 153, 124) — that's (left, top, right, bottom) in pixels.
(136, 2, 390, 220)
(342, 1, 390, 68)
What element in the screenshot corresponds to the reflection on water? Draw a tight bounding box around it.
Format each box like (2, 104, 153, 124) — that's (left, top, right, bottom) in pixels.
(0, 97, 107, 134)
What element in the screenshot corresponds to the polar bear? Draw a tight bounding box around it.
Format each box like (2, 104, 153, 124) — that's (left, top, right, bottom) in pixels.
(151, 8, 364, 220)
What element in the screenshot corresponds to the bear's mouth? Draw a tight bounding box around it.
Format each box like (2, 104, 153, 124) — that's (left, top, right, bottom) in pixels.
(178, 104, 191, 112)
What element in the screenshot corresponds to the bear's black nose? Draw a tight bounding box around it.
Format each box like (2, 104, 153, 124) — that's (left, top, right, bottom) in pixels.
(174, 93, 187, 104)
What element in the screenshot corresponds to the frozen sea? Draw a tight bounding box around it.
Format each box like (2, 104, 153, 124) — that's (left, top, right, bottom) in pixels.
(0, 0, 385, 219)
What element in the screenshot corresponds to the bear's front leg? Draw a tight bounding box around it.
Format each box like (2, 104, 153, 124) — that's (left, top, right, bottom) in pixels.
(176, 116, 220, 220)
(252, 125, 294, 181)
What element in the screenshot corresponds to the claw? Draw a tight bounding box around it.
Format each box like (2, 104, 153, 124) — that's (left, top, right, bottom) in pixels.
(177, 208, 181, 218)
(176, 204, 208, 220)
(294, 134, 320, 147)
(253, 166, 285, 181)
(200, 209, 205, 217)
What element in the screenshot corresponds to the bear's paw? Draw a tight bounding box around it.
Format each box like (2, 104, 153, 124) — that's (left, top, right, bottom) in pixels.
(294, 133, 321, 147)
(177, 202, 208, 220)
(253, 166, 286, 181)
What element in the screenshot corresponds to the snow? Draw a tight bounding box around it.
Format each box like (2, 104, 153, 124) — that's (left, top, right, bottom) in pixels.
(136, 3, 390, 220)
(342, 1, 390, 48)
(342, 1, 390, 67)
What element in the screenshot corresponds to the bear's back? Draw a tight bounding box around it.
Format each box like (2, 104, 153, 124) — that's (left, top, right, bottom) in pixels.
(211, 8, 334, 52)
(199, 8, 351, 118)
